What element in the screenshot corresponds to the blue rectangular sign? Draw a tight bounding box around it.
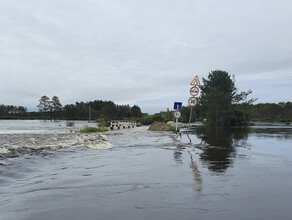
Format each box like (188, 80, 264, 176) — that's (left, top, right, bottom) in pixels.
(174, 102, 182, 110)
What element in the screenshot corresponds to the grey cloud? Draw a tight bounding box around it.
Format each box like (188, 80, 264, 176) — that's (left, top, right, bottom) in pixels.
(0, 0, 291, 112)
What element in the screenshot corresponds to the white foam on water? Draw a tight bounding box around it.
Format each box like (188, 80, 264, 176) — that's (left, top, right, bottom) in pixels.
(0, 127, 123, 158)
(58, 143, 69, 148)
(86, 141, 113, 149)
(0, 147, 9, 154)
(99, 134, 107, 141)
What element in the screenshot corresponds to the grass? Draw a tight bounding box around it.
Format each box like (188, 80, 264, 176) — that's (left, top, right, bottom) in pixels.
(79, 125, 108, 133)
(166, 124, 179, 132)
(149, 121, 179, 133)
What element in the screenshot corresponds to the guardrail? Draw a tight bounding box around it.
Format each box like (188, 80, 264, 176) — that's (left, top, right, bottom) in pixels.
(110, 120, 136, 130)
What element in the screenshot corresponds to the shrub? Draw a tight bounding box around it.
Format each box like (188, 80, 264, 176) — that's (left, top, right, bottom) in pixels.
(96, 118, 111, 127)
(140, 116, 154, 125)
(80, 125, 108, 133)
(149, 121, 179, 133)
(96, 127, 109, 132)
(166, 123, 179, 132)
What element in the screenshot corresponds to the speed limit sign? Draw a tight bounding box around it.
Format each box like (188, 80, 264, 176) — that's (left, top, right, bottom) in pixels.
(188, 97, 198, 107)
(173, 110, 181, 119)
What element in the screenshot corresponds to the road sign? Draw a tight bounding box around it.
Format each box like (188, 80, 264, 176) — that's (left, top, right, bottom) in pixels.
(190, 75, 200, 86)
(173, 110, 181, 119)
(190, 86, 199, 96)
(174, 102, 182, 110)
(188, 97, 198, 107)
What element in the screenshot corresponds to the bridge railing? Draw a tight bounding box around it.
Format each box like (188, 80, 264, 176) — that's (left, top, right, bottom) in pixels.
(110, 120, 137, 130)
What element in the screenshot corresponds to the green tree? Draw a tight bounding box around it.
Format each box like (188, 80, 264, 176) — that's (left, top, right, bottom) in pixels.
(37, 95, 50, 121)
(16, 106, 27, 115)
(51, 96, 62, 120)
(131, 105, 142, 118)
(200, 70, 254, 128)
(164, 108, 173, 122)
(63, 104, 76, 119)
(181, 106, 194, 123)
(0, 105, 6, 116)
(282, 102, 292, 122)
(116, 105, 131, 119)
(100, 101, 116, 120)
(0, 105, 27, 118)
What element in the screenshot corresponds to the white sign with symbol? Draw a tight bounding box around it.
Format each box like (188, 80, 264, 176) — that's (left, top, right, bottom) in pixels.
(173, 110, 181, 119)
(188, 97, 198, 107)
(190, 86, 199, 96)
(190, 75, 200, 86)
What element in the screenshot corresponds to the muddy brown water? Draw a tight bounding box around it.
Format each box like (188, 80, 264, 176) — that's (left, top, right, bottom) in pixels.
(0, 120, 292, 220)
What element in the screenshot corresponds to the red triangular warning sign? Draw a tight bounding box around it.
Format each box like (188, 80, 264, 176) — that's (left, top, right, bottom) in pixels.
(190, 75, 200, 86)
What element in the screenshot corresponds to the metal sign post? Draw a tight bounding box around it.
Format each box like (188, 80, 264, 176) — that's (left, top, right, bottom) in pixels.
(173, 110, 181, 132)
(173, 102, 182, 132)
(187, 75, 200, 143)
(187, 107, 193, 142)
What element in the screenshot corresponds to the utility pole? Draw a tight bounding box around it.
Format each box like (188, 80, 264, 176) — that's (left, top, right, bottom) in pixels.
(88, 105, 91, 123)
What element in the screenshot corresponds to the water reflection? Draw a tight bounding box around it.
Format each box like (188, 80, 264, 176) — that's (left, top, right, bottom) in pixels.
(196, 127, 249, 173)
(172, 134, 185, 165)
(251, 127, 292, 140)
(188, 151, 202, 192)
(173, 149, 183, 164)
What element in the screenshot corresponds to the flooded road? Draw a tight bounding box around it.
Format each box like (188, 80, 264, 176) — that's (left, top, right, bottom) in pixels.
(0, 120, 292, 220)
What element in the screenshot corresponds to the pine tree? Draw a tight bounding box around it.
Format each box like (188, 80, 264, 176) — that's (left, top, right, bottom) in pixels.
(51, 96, 62, 120)
(200, 70, 254, 128)
(37, 95, 50, 121)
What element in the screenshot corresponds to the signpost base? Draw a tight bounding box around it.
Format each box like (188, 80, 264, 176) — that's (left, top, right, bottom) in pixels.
(187, 107, 193, 143)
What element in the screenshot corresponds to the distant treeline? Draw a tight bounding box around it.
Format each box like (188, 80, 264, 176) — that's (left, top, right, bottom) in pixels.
(0, 105, 28, 119)
(149, 102, 292, 125)
(62, 100, 142, 120)
(237, 102, 292, 122)
(0, 100, 142, 121)
(1, 101, 291, 125)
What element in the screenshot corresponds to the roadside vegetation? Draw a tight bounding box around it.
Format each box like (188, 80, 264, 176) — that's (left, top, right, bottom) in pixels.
(146, 70, 291, 128)
(0, 70, 291, 128)
(148, 121, 178, 132)
(79, 125, 108, 133)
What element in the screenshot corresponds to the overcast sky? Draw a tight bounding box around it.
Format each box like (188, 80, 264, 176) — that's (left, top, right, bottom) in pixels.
(0, 0, 291, 113)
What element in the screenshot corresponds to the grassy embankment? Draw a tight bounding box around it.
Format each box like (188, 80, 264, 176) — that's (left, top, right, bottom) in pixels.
(148, 121, 179, 132)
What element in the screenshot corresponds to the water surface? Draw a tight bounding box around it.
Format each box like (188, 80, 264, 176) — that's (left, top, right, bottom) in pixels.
(0, 120, 292, 220)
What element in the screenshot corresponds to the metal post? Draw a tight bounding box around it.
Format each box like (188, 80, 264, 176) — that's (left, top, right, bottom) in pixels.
(88, 105, 91, 123)
(187, 107, 193, 143)
(176, 118, 178, 132)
